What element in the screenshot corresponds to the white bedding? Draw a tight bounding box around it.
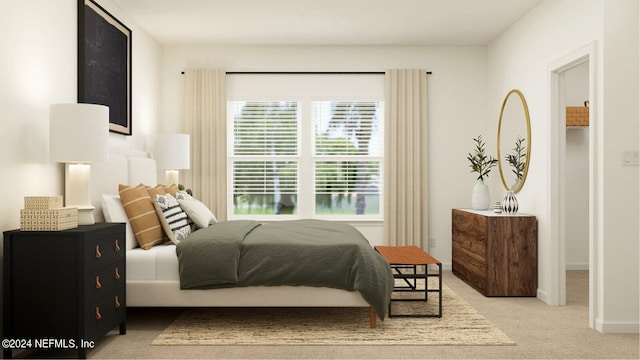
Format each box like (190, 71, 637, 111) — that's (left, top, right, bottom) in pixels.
(127, 245, 178, 281)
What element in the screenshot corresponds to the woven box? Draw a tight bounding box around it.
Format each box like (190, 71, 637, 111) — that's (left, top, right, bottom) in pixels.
(566, 106, 589, 126)
(20, 207, 78, 231)
(24, 196, 63, 210)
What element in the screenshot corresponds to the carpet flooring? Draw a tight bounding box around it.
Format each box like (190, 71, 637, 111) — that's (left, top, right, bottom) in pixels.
(151, 285, 515, 346)
(13, 271, 638, 359)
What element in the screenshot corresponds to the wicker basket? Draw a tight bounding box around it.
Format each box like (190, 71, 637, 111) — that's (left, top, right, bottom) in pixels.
(566, 106, 589, 126)
(20, 207, 78, 231)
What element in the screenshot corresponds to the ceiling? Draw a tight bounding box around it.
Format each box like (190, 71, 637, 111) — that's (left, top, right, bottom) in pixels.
(109, 0, 543, 46)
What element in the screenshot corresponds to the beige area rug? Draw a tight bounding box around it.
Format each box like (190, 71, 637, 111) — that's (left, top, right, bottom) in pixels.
(152, 284, 515, 346)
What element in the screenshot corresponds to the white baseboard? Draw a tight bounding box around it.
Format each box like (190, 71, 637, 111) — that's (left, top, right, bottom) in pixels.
(537, 288, 549, 304)
(595, 319, 640, 333)
(566, 263, 589, 270)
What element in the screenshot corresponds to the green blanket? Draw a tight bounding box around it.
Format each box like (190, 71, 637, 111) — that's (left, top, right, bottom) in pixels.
(176, 219, 393, 319)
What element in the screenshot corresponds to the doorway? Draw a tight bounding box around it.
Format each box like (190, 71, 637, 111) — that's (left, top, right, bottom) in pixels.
(548, 42, 596, 329)
(564, 62, 590, 272)
(563, 60, 590, 320)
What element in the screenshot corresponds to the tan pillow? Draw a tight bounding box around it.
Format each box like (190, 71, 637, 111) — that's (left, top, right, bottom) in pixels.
(146, 184, 167, 197)
(118, 184, 166, 250)
(163, 184, 180, 196)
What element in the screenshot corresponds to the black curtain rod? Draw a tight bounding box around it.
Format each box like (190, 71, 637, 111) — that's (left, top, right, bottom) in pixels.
(180, 70, 432, 75)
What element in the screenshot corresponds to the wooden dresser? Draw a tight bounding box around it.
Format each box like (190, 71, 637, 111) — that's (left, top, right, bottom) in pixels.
(3, 223, 126, 359)
(452, 209, 537, 296)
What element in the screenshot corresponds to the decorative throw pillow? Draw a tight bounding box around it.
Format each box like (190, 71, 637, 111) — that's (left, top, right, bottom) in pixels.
(175, 191, 194, 200)
(177, 198, 218, 229)
(118, 184, 166, 250)
(154, 194, 191, 244)
(146, 184, 167, 197)
(163, 184, 180, 196)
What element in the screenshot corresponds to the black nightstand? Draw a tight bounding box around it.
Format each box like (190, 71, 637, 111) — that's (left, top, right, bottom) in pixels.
(3, 223, 126, 359)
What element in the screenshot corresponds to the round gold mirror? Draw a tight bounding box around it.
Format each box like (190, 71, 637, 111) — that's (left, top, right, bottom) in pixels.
(497, 89, 531, 193)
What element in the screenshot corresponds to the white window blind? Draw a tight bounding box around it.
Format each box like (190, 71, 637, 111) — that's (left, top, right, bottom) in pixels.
(313, 101, 382, 217)
(227, 74, 384, 220)
(229, 101, 299, 215)
(231, 101, 298, 156)
(315, 101, 381, 156)
(232, 160, 298, 215)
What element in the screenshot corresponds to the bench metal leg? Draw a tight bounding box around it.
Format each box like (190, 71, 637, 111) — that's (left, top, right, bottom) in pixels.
(388, 262, 442, 318)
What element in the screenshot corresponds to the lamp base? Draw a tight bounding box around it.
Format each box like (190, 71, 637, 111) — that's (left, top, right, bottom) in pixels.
(76, 206, 96, 225)
(165, 170, 179, 186)
(65, 163, 96, 226)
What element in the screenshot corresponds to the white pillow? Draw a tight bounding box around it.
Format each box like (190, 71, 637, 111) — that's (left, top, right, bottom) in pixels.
(154, 194, 191, 244)
(175, 190, 194, 200)
(177, 199, 218, 229)
(101, 194, 138, 250)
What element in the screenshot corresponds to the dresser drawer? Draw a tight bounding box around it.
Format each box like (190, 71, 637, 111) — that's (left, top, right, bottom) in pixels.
(452, 258, 487, 294)
(452, 209, 486, 239)
(85, 233, 125, 272)
(86, 261, 125, 302)
(452, 230, 486, 259)
(452, 238, 486, 274)
(84, 288, 126, 341)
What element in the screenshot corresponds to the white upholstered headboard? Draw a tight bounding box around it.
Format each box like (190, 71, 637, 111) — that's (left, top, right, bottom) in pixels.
(91, 149, 157, 222)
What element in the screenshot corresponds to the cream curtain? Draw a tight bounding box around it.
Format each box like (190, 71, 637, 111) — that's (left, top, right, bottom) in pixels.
(384, 69, 429, 249)
(182, 69, 228, 221)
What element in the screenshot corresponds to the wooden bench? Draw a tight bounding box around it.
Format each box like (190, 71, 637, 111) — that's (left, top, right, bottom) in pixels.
(375, 245, 442, 318)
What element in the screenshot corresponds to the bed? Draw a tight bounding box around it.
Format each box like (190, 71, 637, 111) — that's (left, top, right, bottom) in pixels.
(90, 150, 393, 328)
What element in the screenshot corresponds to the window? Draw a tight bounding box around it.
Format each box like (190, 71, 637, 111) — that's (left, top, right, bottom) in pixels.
(227, 74, 384, 220)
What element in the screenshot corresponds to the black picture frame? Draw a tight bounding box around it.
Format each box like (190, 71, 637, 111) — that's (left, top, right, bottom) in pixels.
(78, 0, 132, 135)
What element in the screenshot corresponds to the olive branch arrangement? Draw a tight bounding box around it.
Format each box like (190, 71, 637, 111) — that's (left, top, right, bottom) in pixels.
(506, 136, 526, 181)
(467, 135, 498, 181)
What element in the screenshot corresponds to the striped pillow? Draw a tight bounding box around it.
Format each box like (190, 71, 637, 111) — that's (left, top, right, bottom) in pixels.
(154, 193, 191, 244)
(118, 184, 166, 250)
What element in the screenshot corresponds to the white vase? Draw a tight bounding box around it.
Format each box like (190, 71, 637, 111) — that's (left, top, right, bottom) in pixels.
(471, 179, 490, 210)
(502, 191, 519, 214)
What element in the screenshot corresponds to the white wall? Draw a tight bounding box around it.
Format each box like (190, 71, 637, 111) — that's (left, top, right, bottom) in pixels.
(599, 0, 639, 333)
(0, 0, 161, 233)
(564, 62, 589, 269)
(160, 45, 489, 263)
(0, 0, 161, 335)
(488, 0, 639, 332)
(1, 0, 75, 235)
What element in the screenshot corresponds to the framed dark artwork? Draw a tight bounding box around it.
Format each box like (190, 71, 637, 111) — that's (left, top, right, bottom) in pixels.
(78, 0, 132, 135)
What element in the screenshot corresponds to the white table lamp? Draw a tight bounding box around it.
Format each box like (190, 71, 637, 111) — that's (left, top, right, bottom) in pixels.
(50, 103, 109, 225)
(155, 133, 190, 185)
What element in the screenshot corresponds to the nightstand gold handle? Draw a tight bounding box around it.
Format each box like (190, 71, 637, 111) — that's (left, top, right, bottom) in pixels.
(95, 276, 102, 289)
(114, 267, 121, 280)
(114, 239, 121, 252)
(95, 307, 102, 320)
(115, 295, 121, 308)
(95, 245, 102, 258)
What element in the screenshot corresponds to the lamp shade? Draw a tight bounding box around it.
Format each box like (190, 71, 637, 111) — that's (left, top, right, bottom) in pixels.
(50, 103, 109, 163)
(155, 133, 190, 170)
